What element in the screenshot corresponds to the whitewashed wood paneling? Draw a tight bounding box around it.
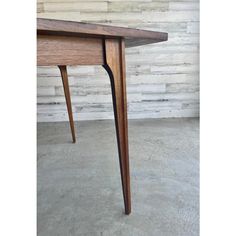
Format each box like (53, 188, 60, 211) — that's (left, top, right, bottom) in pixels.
(37, 0, 199, 122)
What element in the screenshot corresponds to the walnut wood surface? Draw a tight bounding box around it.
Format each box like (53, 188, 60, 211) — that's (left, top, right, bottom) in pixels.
(37, 18, 168, 47)
(103, 38, 131, 214)
(37, 18, 168, 215)
(38, 35, 104, 66)
(58, 65, 76, 143)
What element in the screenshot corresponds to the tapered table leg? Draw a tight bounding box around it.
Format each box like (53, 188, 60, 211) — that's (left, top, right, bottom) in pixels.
(103, 38, 131, 214)
(58, 65, 76, 143)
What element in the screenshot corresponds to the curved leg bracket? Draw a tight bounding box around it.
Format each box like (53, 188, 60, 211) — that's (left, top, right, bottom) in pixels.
(103, 38, 131, 215)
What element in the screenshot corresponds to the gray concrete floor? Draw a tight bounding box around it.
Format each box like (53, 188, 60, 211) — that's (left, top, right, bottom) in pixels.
(37, 118, 199, 236)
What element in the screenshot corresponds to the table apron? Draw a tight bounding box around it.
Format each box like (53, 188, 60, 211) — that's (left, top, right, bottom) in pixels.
(37, 34, 104, 66)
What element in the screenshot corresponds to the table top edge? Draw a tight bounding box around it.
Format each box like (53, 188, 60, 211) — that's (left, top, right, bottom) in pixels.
(37, 18, 168, 45)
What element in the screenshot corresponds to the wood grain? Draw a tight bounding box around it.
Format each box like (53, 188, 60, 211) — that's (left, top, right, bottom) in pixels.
(37, 3, 199, 122)
(103, 38, 131, 214)
(58, 65, 76, 143)
(37, 18, 169, 214)
(37, 18, 168, 47)
(37, 34, 104, 66)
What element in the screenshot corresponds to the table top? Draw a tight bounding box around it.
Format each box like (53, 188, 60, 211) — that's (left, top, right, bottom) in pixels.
(37, 18, 168, 48)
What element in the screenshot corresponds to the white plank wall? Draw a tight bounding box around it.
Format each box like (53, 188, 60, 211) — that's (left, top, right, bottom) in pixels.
(37, 0, 199, 122)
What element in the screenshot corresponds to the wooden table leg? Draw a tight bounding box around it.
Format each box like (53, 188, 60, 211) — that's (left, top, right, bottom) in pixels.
(103, 38, 131, 214)
(58, 65, 76, 143)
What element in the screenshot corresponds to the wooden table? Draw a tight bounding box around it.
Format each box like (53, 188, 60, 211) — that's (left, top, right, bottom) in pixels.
(37, 18, 168, 215)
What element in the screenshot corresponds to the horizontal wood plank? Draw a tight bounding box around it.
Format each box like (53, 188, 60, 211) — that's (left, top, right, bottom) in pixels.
(37, 18, 168, 47)
(37, 35, 104, 66)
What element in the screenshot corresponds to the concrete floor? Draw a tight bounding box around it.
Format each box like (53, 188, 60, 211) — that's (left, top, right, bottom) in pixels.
(37, 118, 199, 236)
